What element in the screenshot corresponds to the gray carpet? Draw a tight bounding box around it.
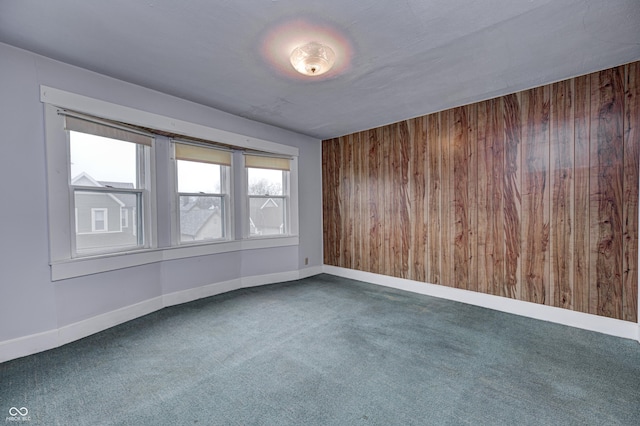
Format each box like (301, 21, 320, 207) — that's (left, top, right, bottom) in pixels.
(1, 274, 639, 425)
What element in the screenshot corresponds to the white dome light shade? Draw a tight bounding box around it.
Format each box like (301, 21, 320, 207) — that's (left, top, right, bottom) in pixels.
(290, 42, 336, 76)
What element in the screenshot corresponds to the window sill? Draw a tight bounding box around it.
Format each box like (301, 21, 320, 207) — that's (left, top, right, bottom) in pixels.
(50, 236, 299, 281)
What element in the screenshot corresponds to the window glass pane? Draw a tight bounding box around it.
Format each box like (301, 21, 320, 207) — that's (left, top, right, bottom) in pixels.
(75, 191, 141, 253)
(70, 131, 138, 189)
(177, 160, 221, 193)
(249, 197, 285, 236)
(179, 196, 223, 242)
(92, 209, 106, 231)
(247, 168, 283, 196)
(121, 207, 128, 228)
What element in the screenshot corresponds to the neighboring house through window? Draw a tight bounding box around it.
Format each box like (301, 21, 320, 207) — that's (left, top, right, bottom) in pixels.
(175, 142, 232, 243)
(91, 208, 108, 232)
(67, 114, 152, 256)
(245, 154, 291, 237)
(121, 207, 129, 229)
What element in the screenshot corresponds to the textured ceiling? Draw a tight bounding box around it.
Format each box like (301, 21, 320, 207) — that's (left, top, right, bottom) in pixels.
(1, 0, 639, 139)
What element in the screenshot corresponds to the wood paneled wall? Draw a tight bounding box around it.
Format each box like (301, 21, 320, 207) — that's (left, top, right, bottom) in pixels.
(322, 62, 640, 322)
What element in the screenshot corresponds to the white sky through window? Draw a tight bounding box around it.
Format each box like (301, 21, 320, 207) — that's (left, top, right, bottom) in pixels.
(177, 160, 221, 193)
(248, 168, 283, 195)
(70, 132, 136, 185)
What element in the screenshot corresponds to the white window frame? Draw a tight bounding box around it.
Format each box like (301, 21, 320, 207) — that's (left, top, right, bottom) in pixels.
(66, 118, 152, 255)
(242, 155, 298, 239)
(91, 208, 109, 232)
(172, 141, 233, 244)
(121, 207, 128, 229)
(42, 86, 299, 281)
(246, 168, 289, 237)
(44, 102, 156, 271)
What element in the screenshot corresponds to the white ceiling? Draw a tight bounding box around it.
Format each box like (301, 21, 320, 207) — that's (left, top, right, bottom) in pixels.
(1, 0, 639, 139)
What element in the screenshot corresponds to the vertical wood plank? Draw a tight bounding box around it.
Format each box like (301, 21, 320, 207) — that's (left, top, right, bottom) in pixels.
(382, 124, 393, 277)
(492, 98, 507, 297)
(477, 101, 491, 294)
(332, 136, 341, 267)
(623, 63, 639, 322)
(341, 133, 353, 269)
(503, 93, 522, 299)
(411, 117, 428, 282)
(349, 133, 357, 269)
(468, 104, 479, 292)
(574, 74, 591, 314)
(398, 121, 411, 279)
(407, 120, 416, 281)
(440, 110, 454, 287)
(321, 139, 330, 264)
(453, 106, 470, 289)
(550, 79, 575, 310)
(352, 132, 362, 271)
(360, 131, 370, 273)
(386, 124, 396, 277)
(427, 114, 441, 284)
(361, 132, 369, 272)
(334, 138, 343, 267)
(389, 122, 400, 278)
(368, 128, 382, 275)
(589, 67, 625, 318)
(420, 116, 431, 281)
(521, 86, 550, 304)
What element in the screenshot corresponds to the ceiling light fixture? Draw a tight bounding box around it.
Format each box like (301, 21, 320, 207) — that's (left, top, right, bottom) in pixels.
(289, 42, 336, 76)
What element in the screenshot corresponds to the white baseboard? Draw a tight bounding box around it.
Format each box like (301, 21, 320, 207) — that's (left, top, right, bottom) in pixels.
(57, 297, 164, 347)
(0, 267, 324, 364)
(163, 279, 242, 307)
(163, 266, 323, 307)
(298, 265, 324, 280)
(241, 270, 301, 289)
(0, 329, 59, 364)
(323, 265, 640, 342)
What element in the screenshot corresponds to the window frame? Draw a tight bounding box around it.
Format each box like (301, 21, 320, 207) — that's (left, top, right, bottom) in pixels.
(67, 120, 153, 256)
(44, 103, 157, 265)
(121, 207, 129, 229)
(90, 207, 109, 233)
(246, 167, 289, 237)
(172, 140, 233, 245)
(243, 155, 298, 239)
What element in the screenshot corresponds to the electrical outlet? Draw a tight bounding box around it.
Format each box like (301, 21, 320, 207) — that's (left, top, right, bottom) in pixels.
(304, 257, 309, 265)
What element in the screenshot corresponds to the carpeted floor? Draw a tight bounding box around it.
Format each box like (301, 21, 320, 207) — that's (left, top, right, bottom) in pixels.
(1, 274, 639, 425)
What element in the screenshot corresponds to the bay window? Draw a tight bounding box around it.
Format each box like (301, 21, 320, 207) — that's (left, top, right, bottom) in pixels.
(43, 86, 298, 281)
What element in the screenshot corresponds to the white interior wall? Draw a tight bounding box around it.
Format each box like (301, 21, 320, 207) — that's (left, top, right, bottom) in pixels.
(0, 42, 323, 355)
